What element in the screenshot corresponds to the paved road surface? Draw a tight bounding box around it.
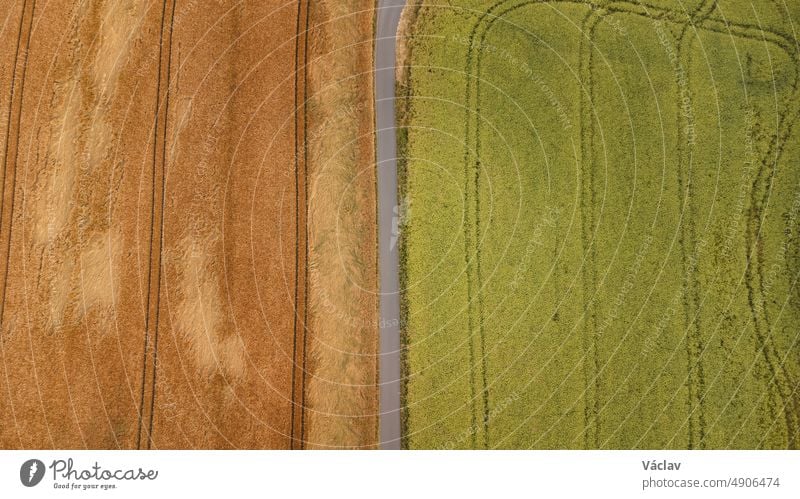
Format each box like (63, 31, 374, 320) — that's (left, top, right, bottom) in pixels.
(375, 0, 406, 449)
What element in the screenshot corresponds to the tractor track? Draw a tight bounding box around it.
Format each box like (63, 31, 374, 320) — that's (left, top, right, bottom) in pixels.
(290, 0, 310, 451)
(454, 0, 800, 448)
(743, 45, 800, 449)
(0, 0, 35, 330)
(136, 0, 177, 450)
(578, 5, 603, 451)
(674, 0, 716, 451)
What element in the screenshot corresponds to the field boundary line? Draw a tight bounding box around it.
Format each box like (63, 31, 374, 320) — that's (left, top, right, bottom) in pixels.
(396, 0, 424, 450)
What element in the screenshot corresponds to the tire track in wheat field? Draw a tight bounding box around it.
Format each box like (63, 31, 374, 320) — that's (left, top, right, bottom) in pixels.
(577, 5, 604, 450)
(742, 31, 800, 448)
(463, 0, 659, 450)
(136, 0, 176, 450)
(456, 0, 800, 449)
(290, 0, 310, 450)
(631, 0, 800, 448)
(461, 0, 524, 449)
(674, 0, 716, 451)
(463, 0, 649, 450)
(0, 0, 35, 329)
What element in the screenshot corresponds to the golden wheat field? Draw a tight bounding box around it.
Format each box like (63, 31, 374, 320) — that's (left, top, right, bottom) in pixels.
(0, 0, 379, 450)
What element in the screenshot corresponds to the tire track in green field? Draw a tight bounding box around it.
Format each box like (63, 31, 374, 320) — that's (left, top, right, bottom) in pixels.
(583, 2, 800, 449)
(461, 0, 512, 449)
(704, 6, 800, 445)
(454, 0, 799, 448)
(608, 0, 800, 448)
(464, 0, 696, 450)
(664, 0, 800, 447)
(464, 0, 693, 449)
(465, 0, 610, 451)
(577, 4, 601, 450)
(464, 0, 614, 449)
(673, 0, 716, 451)
(742, 32, 800, 447)
(463, 0, 600, 450)
(472, 36, 491, 451)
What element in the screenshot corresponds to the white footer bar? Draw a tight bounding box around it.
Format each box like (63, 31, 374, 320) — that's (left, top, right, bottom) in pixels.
(1, 450, 797, 498)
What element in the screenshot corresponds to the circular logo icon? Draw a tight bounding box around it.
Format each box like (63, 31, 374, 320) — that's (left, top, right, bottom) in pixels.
(20, 459, 45, 487)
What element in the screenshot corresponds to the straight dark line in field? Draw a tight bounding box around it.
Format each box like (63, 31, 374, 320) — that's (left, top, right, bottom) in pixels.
(146, 0, 177, 450)
(291, 0, 299, 449)
(460, 1, 488, 450)
(676, 32, 701, 451)
(674, 0, 718, 450)
(300, 0, 310, 449)
(290, 0, 299, 451)
(0, 0, 34, 331)
(136, 0, 176, 450)
(290, 0, 310, 450)
(578, 7, 602, 450)
(461, 0, 521, 449)
(136, 0, 169, 450)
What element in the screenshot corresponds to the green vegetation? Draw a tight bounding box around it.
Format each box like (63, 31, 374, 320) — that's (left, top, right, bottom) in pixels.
(399, 0, 800, 449)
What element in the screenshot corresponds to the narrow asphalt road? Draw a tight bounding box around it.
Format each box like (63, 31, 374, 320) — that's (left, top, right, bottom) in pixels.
(376, 0, 405, 449)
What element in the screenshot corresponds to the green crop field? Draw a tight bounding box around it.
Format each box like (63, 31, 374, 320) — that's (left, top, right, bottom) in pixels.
(398, 0, 800, 449)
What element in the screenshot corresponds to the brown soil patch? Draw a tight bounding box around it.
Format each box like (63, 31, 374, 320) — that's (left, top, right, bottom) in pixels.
(0, 0, 377, 449)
